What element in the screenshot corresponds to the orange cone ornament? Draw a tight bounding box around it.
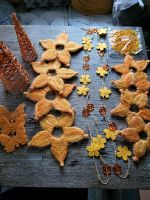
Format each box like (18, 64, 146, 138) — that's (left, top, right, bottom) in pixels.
(11, 13, 37, 63)
(0, 41, 30, 93)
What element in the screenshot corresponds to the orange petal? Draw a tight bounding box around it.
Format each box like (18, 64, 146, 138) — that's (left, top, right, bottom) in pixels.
(47, 59, 61, 70)
(0, 117, 12, 135)
(120, 90, 134, 105)
(112, 79, 127, 90)
(35, 99, 53, 120)
(112, 64, 128, 74)
(39, 39, 55, 50)
(41, 49, 57, 61)
(50, 137, 68, 167)
(48, 76, 64, 95)
(124, 54, 135, 68)
(24, 87, 50, 102)
(31, 62, 51, 74)
(63, 127, 88, 143)
(28, 130, 52, 148)
(145, 122, 150, 136)
(138, 109, 150, 121)
(40, 114, 58, 131)
(121, 128, 140, 142)
(136, 80, 150, 93)
(111, 103, 130, 117)
(62, 84, 76, 98)
(55, 32, 68, 44)
(133, 93, 148, 109)
(57, 50, 71, 66)
(135, 60, 150, 71)
(56, 68, 78, 79)
(133, 140, 148, 162)
(30, 74, 50, 89)
(64, 42, 83, 52)
(58, 112, 75, 127)
(0, 105, 9, 118)
(52, 95, 74, 114)
(127, 115, 145, 132)
(0, 134, 16, 153)
(15, 122, 27, 145)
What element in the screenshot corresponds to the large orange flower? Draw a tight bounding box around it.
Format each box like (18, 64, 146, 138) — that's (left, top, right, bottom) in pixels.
(28, 112, 88, 167)
(39, 32, 83, 66)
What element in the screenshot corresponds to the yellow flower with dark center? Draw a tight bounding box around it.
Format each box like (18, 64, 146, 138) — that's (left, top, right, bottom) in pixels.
(99, 87, 111, 99)
(97, 43, 107, 51)
(116, 145, 131, 161)
(80, 74, 91, 85)
(96, 67, 108, 77)
(92, 135, 106, 149)
(82, 37, 92, 44)
(77, 85, 89, 96)
(103, 128, 119, 141)
(87, 143, 100, 157)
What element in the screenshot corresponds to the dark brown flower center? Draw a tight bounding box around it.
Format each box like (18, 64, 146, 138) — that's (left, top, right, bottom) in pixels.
(128, 84, 137, 92)
(129, 67, 137, 73)
(56, 44, 64, 51)
(46, 92, 55, 100)
(139, 131, 147, 140)
(130, 104, 139, 113)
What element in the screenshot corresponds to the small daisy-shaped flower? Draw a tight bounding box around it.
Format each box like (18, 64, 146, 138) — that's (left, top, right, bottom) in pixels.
(103, 128, 119, 141)
(97, 28, 107, 36)
(99, 87, 111, 99)
(82, 37, 92, 44)
(97, 43, 107, 51)
(92, 135, 106, 149)
(116, 145, 131, 161)
(77, 85, 89, 96)
(83, 42, 94, 52)
(87, 143, 100, 157)
(80, 74, 91, 85)
(96, 67, 108, 77)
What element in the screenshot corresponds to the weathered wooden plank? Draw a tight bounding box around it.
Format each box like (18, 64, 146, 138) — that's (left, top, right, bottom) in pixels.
(0, 25, 149, 189)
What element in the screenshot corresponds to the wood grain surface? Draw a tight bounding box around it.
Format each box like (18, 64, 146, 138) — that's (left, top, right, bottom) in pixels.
(0, 25, 149, 189)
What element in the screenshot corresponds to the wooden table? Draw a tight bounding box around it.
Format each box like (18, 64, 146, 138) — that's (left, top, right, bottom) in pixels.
(0, 25, 149, 189)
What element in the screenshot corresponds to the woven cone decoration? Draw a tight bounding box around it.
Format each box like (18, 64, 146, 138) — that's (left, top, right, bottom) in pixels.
(0, 41, 30, 93)
(11, 13, 37, 63)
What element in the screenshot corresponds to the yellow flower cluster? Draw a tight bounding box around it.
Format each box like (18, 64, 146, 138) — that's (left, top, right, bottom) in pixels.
(87, 135, 106, 157)
(82, 37, 94, 52)
(77, 75, 91, 96)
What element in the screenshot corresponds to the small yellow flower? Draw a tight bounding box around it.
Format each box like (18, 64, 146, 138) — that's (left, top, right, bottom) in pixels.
(77, 85, 89, 96)
(83, 42, 94, 52)
(82, 37, 92, 44)
(96, 67, 108, 77)
(92, 135, 106, 149)
(97, 28, 107, 36)
(99, 87, 111, 99)
(97, 43, 107, 51)
(80, 74, 91, 85)
(86, 143, 100, 157)
(103, 128, 119, 141)
(116, 145, 131, 161)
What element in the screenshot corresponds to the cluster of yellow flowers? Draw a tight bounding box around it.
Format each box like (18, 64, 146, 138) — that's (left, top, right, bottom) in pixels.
(87, 128, 131, 161)
(77, 74, 91, 96)
(82, 37, 94, 52)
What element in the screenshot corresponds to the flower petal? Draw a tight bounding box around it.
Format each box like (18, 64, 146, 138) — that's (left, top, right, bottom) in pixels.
(50, 137, 68, 167)
(138, 109, 150, 121)
(24, 87, 50, 102)
(57, 50, 71, 66)
(0, 134, 16, 153)
(121, 128, 140, 142)
(133, 93, 148, 109)
(41, 49, 57, 61)
(58, 112, 75, 127)
(112, 64, 128, 74)
(56, 68, 78, 79)
(48, 76, 64, 95)
(39, 39, 55, 50)
(63, 127, 88, 143)
(0, 105, 9, 118)
(0, 117, 11, 135)
(64, 42, 83, 52)
(30, 74, 50, 89)
(40, 114, 58, 131)
(52, 95, 74, 114)
(28, 130, 52, 148)
(35, 99, 53, 120)
(111, 103, 130, 117)
(31, 62, 50, 74)
(144, 122, 150, 136)
(55, 32, 68, 44)
(62, 84, 76, 98)
(135, 60, 150, 71)
(127, 115, 145, 132)
(133, 140, 148, 162)
(120, 90, 134, 105)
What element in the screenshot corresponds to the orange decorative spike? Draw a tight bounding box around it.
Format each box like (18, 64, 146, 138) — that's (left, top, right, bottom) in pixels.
(0, 41, 30, 94)
(11, 13, 37, 62)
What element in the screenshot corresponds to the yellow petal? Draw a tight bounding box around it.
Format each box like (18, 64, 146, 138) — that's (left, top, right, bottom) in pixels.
(40, 114, 58, 131)
(56, 68, 78, 79)
(58, 112, 75, 127)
